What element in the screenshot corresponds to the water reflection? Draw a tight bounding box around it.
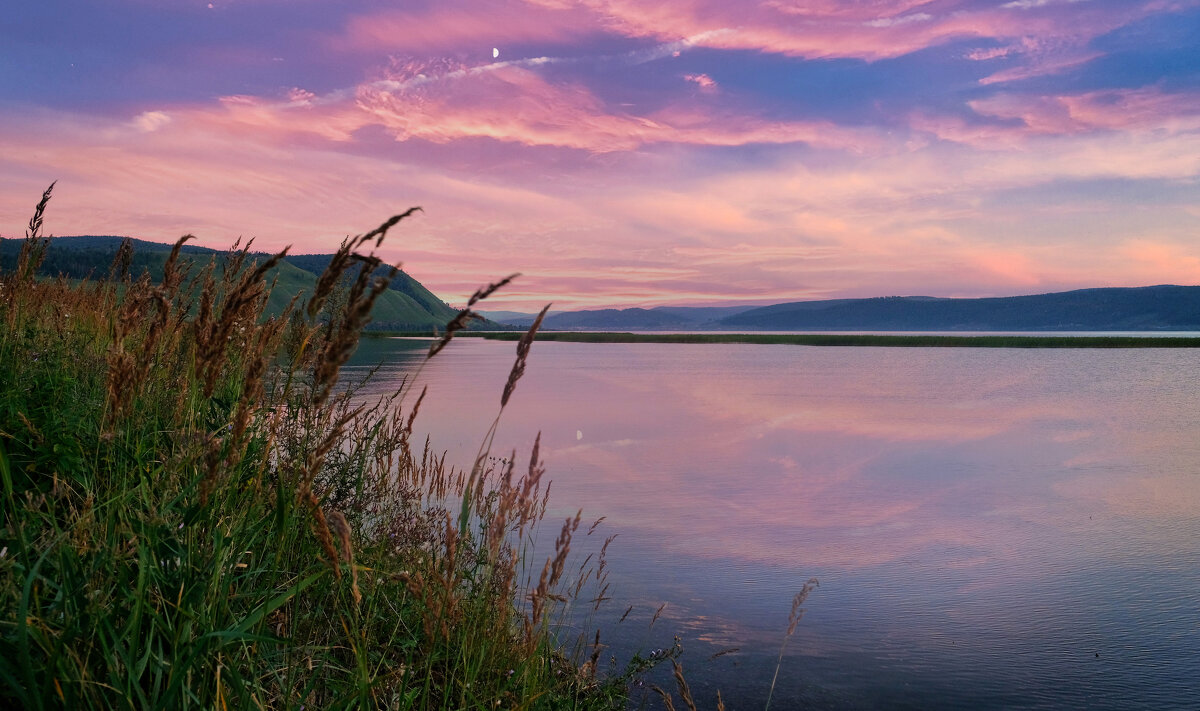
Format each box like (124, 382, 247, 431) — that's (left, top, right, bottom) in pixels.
(343, 338, 1200, 709)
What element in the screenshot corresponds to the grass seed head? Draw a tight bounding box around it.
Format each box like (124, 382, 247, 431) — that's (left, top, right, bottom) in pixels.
(501, 303, 550, 407)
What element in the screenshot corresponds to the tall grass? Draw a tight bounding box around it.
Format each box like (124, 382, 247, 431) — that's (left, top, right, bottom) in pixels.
(0, 186, 658, 709)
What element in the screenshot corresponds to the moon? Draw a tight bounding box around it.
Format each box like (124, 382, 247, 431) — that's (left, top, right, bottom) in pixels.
(493, 48, 499, 59)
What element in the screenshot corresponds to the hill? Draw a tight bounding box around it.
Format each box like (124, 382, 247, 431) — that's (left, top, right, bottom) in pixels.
(0, 235, 460, 330)
(488, 288, 1200, 332)
(481, 304, 758, 329)
(719, 287, 1200, 331)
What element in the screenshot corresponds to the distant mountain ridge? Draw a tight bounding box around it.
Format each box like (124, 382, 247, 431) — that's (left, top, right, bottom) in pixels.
(19, 240, 1197, 332)
(480, 304, 758, 329)
(486, 286, 1200, 332)
(0, 235, 460, 330)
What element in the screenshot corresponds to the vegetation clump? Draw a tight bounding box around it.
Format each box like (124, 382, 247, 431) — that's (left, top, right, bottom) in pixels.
(0, 185, 647, 709)
(473, 331, 1200, 348)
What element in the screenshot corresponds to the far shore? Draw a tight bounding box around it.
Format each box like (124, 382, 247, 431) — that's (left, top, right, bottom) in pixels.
(367, 331, 1200, 348)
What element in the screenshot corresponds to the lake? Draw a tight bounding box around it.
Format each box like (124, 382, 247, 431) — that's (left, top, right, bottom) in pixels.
(344, 337, 1200, 710)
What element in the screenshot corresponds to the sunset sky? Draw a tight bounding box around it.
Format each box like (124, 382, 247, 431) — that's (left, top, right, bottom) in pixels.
(2, 0, 1199, 310)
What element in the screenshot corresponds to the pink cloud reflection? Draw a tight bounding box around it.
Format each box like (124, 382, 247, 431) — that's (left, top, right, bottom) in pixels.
(401, 341, 1200, 576)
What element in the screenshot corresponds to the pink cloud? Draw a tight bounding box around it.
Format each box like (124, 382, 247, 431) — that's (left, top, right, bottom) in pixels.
(517, 0, 1159, 83)
(132, 110, 172, 133)
(966, 45, 1016, 61)
(683, 72, 717, 90)
(4, 66, 1198, 314)
(323, 0, 1165, 89)
(967, 249, 1044, 286)
(121, 55, 878, 159)
(906, 87, 1200, 153)
(1060, 88, 1200, 132)
(966, 87, 1200, 137)
(352, 61, 878, 152)
(1118, 240, 1200, 279)
(335, 1, 594, 54)
(191, 94, 367, 143)
(976, 48, 1104, 85)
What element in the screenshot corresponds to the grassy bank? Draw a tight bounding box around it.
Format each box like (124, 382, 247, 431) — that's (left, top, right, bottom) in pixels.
(0, 188, 663, 709)
(468, 332, 1200, 348)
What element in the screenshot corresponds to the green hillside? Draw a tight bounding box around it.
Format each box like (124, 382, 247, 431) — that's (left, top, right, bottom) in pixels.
(283, 253, 459, 328)
(0, 236, 460, 330)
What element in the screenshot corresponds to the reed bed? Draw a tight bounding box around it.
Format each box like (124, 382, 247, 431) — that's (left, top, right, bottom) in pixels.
(0, 186, 673, 709)
(471, 332, 1200, 348)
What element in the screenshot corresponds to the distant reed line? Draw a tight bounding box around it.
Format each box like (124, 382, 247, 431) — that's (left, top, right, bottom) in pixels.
(378, 331, 1200, 348)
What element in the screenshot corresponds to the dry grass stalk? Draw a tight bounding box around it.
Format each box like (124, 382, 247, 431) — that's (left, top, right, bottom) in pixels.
(15, 181, 54, 283)
(306, 209, 419, 320)
(296, 212, 418, 417)
(223, 314, 287, 472)
(311, 261, 396, 409)
(397, 513, 465, 643)
(672, 660, 698, 711)
(396, 384, 426, 469)
(104, 271, 155, 424)
(103, 249, 188, 426)
(325, 509, 361, 604)
(786, 578, 819, 635)
(590, 534, 616, 610)
(107, 237, 134, 282)
(484, 455, 518, 566)
(520, 434, 547, 527)
(573, 554, 594, 598)
(501, 303, 551, 407)
(191, 266, 216, 371)
(765, 577, 820, 711)
(457, 302, 549, 536)
(404, 384, 426, 436)
(195, 247, 288, 398)
(161, 234, 195, 300)
(651, 685, 677, 711)
(279, 390, 362, 563)
(427, 309, 483, 358)
(651, 602, 667, 628)
(308, 502, 342, 581)
(587, 629, 604, 679)
(104, 350, 138, 426)
(526, 509, 581, 645)
(362, 206, 422, 248)
(427, 272, 518, 358)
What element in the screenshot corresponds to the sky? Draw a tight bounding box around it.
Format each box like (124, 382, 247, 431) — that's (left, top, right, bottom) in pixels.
(1, 0, 1199, 311)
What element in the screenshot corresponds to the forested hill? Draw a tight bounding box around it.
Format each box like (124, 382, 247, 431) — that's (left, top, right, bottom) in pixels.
(719, 286, 1200, 331)
(486, 286, 1200, 332)
(0, 235, 460, 330)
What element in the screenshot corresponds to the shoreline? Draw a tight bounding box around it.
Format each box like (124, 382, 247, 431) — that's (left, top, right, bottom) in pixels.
(369, 331, 1200, 348)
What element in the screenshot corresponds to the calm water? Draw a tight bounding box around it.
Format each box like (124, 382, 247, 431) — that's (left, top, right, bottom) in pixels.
(345, 338, 1200, 710)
